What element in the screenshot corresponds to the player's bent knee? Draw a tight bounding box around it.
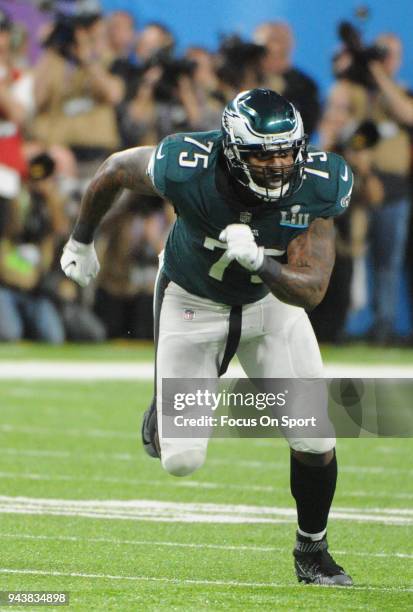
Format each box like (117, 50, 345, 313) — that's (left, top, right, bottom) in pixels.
(162, 449, 206, 477)
(289, 437, 336, 454)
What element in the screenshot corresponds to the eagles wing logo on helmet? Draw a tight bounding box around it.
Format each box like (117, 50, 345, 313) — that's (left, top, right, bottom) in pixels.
(222, 88, 308, 203)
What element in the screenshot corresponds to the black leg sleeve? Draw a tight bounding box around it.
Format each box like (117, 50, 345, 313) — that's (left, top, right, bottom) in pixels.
(290, 451, 337, 534)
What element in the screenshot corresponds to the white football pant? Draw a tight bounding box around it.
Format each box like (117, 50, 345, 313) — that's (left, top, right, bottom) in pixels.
(155, 273, 335, 477)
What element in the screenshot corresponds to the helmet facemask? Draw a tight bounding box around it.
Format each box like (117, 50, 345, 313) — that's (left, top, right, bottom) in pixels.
(225, 139, 308, 201)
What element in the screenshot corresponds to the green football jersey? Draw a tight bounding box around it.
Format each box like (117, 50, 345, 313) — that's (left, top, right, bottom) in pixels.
(148, 130, 353, 306)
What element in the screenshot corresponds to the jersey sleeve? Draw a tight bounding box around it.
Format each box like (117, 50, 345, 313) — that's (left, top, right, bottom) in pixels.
(146, 131, 219, 200)
(334, 156, 354, 212)
(146, 131, 221, 218)
(318, 154, 354, 218)
(146, 135, 172, 197)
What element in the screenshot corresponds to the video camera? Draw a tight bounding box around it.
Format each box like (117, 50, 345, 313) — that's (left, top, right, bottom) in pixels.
(337, 21, 388, 90)
(216, 35, 266, 89)
(142, 49, 196, 102)
(344, 120, 380, 151)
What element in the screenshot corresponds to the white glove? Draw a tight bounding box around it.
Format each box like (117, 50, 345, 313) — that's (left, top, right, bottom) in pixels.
(60, 237, 100, 288)
(219, 224, 264, 272)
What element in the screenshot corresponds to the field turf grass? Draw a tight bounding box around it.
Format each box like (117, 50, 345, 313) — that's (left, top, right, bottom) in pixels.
(1, 340, 413, 363)
(0, 344, 412, 610)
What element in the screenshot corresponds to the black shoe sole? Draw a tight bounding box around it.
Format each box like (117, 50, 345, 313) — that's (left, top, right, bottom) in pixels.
(296, 574, 353, 586)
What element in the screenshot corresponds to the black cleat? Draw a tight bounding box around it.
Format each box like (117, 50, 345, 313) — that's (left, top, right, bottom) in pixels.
(293, 532, 353, 586)
(141, 400, 160, 459)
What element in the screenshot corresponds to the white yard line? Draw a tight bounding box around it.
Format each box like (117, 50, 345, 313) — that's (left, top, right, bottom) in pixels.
(0, 361, 154, 380)
(1, 361, 413, 379)
(1, 449, 135, 461)
(0, 496, 411, 525)
(0, 424, 135, 440)
(0, 470, 280, 493)
(208, 458, 413, 476)
(0, 567, 411, 593)
(0, 532, 411, 560)
(0, 470, 412, 500)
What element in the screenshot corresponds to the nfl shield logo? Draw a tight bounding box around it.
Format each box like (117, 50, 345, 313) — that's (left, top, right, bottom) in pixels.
(240, 211, 252, 224)
(183, 309, 195, 321)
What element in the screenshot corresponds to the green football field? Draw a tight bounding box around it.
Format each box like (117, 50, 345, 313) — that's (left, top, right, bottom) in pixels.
(0, 344, 412, 610)
(2, 340, 413, 363)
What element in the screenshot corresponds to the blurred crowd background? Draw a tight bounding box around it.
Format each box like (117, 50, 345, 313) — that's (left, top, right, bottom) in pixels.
(1, 0, 413, 346)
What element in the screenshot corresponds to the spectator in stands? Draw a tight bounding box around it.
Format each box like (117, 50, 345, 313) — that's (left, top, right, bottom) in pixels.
(374, 48, 413, 337)
(0, 8, 32, 181)
(94, 194, 171, 339)
(106, 10, 141, 104)
(0, 7, 33, 275)
(27, 151, 106, 342)
(185, 47, 217, 94)
(107, 10, 135, 60)
(0, 164, 20, 254)
(328, 32, 411, 344)
(0, 152, 66, 344)
(32, 0, 122, 178)
(119, 23, 202, 146)
(215, 35, 266, 102)
(0, 7, 81, 207)
(135, 22, 174, 65)
(185, 47, 222, 130)
(367, 35, 413, 125)
(253, 21, 321, 136)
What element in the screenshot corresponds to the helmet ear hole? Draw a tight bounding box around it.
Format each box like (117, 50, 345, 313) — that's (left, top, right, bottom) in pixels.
(222, 88, 308, 203)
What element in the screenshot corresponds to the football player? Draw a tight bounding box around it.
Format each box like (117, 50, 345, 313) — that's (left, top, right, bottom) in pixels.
(61, 89, 354, 586)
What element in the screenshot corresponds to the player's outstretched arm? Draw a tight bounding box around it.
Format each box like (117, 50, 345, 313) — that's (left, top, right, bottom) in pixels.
(61, 146, 157, 287)
(258, 217, 336, 311)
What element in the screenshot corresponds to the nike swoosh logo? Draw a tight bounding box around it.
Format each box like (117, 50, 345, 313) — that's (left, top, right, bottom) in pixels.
(63, 260, 77, 271)
(340, 165, 349, 181)
(156, 142, 165, 160)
